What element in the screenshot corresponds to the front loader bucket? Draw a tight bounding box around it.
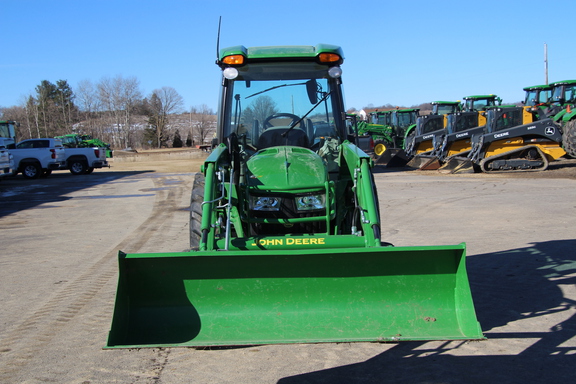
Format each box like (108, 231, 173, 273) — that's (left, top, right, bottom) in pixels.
(375, 149, 410, 167)
(407, 155, 441, 170)
(438, 156, 476, 174)
(106, 243, 483, 348)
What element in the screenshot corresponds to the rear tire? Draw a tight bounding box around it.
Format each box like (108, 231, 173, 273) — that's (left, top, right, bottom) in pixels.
(21, 162, 42, 179)
(563, 119, 576, 158)
(69, 159, 88, 175)
(190, 172, 205, 250)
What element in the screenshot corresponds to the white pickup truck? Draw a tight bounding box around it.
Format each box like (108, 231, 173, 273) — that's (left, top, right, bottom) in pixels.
(11, 138, 67, 179)
(0, 138, 14, 180)
(60, 146, 109, 175)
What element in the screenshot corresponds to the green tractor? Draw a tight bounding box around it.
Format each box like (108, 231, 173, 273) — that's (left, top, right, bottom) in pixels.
(389, 107, 420, 148)
(55, 133, 113, 158)
(349, 110, 395, 158)
(106, 44, 482, 348)
(364, 108, 420, 166)
(545, 80, 576, 158)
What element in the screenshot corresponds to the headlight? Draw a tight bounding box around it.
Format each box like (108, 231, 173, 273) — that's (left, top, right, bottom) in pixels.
(295, 194, 325, 211)
(250, 196, 281, 211)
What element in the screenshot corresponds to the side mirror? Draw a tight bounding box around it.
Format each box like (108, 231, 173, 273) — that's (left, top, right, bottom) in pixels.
(306, 79, 318, 104)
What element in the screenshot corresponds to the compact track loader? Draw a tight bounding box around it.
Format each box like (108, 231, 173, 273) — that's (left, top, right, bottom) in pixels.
(405, 101, 462, 169)
(429, 95, 502, 172)
(442, 106, 565, 173)
(106, 44, 483, 348)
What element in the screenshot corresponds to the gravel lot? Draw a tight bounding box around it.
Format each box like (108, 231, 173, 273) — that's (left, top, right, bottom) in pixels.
(0, 151, 575, 383)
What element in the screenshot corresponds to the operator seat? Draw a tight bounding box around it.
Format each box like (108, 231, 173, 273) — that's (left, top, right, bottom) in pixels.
(256, 127, 310, 150)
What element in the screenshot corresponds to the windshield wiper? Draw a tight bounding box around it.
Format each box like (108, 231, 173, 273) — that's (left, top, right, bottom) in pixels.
(245, 82, 307, 99)
(282, 91, 332, 137)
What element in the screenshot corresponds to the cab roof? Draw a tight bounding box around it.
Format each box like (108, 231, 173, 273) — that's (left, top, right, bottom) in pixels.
(219, 44, 343, 61)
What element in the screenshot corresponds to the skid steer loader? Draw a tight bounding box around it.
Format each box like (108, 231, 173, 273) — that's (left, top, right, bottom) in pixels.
(442, 105, 565, 173)
(405, 101, 462, 170)
(432, 95, 504, 172)
(106, 44, 483, 348)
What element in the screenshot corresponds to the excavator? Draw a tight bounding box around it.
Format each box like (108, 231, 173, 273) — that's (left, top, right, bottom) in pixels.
(105, 44, 483, 348)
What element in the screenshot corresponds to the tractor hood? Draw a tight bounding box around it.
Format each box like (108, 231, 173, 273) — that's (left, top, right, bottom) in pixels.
(246, 146, 326, 190)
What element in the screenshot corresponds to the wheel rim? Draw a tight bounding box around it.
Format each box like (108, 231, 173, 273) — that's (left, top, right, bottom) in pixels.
(71, 162, 83, 173)
(24, 165, 39, 178)
(374, 143, 387, 156)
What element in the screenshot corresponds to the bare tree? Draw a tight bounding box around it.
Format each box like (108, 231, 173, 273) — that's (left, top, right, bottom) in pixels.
(75, 79, 102, 138)
(97, 75, 142, 149)
(25, 96, 40, 138)
(76, 79, 100, 114)
(190, 104, 216, 145)
(143, 87, 184, 148)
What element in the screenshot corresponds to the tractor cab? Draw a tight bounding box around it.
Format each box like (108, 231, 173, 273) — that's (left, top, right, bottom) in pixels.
(217, 46, 346, 156)
(431, 101, 462, 116)
(370, 110, 392, 126)
(550, 80, 576, 106)
(523, 84, 552, 107)
(462, 95, 502, 112)
(0, 120, 17, 148)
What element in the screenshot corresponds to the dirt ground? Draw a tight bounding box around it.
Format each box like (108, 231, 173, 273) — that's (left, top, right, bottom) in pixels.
(108, 149, 576, 180)
(0, 149, 575, 383)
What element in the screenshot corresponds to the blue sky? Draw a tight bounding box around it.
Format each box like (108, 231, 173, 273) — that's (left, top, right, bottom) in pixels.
(1, 0, 574, 113)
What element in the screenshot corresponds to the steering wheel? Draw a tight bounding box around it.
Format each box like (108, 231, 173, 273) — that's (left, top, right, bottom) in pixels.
(263, 113, 302, 129)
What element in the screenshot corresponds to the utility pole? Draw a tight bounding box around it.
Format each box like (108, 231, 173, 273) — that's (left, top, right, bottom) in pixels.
(544, 43, 548, 85)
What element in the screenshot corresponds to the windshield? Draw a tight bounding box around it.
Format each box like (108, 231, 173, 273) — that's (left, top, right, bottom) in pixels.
(433, 104, 459, 115)
(524, 90, 538, 106)
(465, 98, 495, 111)
(222, 62, 342, 150)
(418, 116, 444, 135)
(446, 112, 479, 134)
(373, 113, 391, 125)
(552, 84, 576, 104)
(525, 89, 551, 106)
(393, 111, 417, 128)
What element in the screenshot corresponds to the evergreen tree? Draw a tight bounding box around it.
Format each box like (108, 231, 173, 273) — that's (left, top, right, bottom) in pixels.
(172, 129, 183, 148)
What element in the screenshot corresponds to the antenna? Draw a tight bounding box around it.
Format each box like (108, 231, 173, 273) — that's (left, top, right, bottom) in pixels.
(216, 16, 222, 63)
(544, 42, 548, 85)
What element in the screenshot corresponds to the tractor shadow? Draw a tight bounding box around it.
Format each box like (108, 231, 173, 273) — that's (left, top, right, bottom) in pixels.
(0, 170, 156, 218)
(278, 239, 576, 383)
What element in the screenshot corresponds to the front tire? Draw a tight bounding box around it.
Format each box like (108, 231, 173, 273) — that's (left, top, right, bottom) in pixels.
(563, 120, 576, 158)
